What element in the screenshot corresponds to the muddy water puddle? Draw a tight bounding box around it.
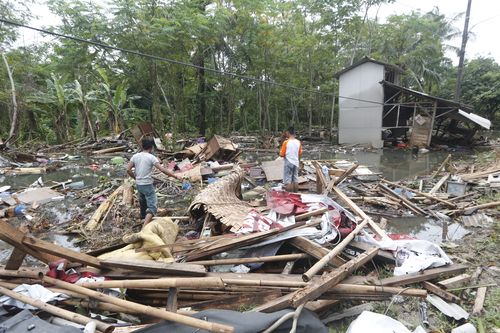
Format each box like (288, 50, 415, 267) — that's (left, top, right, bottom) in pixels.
(386, 216, 470, 244)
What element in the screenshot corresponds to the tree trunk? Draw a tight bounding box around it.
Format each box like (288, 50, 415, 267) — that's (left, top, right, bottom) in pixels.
(2, 52, 20, 144)
(455, 0, 472, 101)
(195, 53, 207, 136)
(83, 103, 96, 141)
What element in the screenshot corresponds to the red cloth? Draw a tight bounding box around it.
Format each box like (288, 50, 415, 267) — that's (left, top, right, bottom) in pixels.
(266, 190, 308, 215)
(46, 259, 106, 283)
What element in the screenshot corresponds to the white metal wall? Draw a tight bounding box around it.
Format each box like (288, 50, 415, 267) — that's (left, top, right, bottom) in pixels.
(338, 62, 384, 148)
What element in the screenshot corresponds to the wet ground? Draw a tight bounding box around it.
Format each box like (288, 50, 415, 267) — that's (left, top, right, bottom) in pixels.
(0, 145, 482, 263)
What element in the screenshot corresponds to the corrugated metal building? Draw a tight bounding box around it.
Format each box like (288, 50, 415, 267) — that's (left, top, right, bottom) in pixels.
(335, 57, 490, 148)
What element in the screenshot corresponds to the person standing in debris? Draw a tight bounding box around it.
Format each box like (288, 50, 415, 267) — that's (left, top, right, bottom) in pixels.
(127, 137, 181, 226)
(279, 126, 302, 192)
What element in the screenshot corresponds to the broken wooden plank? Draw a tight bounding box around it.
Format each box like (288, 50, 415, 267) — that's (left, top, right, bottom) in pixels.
(22, 236, 102, 268)
(323, 163, 359, 195)
(331, 186, 388, 239)
(422, 281, 461, 303)
(0, 220, 59, 264)
(429, 173, 450, 194)
(86, 185, 124, 230)
(472, 287, 487, 314)
(378, 264, 468, 286)
(430, 154, 452, 180)
(4, 248, 27, 270)
(288, 236, 345, 267)
(437, 273, 471, 289)
(42, 276, 234, 333)
(291, 248, 378, 306)
(100, 259, 206, 276)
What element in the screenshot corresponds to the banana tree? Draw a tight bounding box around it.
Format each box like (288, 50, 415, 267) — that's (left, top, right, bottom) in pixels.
(73, 80, 97, 141)
(95, 67, 141, 135)
(30, 74, 74, 142)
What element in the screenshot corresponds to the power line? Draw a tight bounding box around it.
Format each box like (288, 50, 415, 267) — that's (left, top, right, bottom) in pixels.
(0, 17, 388, 106)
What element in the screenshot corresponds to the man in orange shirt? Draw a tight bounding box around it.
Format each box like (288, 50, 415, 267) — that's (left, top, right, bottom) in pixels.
(279, 126, 302, 192)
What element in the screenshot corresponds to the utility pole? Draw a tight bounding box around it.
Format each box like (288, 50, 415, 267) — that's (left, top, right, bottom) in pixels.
(455, 0, 472, 102)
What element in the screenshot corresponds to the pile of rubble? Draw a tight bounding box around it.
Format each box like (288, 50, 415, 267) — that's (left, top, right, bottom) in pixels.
(0, 129, 498, 333)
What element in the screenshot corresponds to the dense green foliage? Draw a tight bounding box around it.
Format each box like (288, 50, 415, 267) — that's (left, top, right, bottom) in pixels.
(0, 0, 499, 143)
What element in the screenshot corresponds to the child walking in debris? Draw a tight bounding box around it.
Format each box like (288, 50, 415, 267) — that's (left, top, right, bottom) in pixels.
(279, 126, 302, 192)
(127, 137, 181, 226)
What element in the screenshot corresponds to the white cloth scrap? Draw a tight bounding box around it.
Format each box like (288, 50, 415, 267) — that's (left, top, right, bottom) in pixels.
(0, 284, 69, 310)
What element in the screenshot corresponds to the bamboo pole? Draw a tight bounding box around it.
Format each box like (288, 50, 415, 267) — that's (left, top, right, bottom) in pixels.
(381, 179, 457, 208)
(41, 276, 234, 333)
(77, 277, 224, 290)
(302, 219, 369, 282)
(0, 285, 113, 333)
(0, 281, 87, 299)
(191, 253, 309, 266)
(0, 269, 44, 279)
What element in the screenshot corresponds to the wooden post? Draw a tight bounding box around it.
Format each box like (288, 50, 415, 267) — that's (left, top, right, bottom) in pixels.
(427, 102, 437, 147)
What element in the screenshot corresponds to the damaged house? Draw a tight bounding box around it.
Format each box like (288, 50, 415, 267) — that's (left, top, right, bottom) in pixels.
(335, 57, 491, 148)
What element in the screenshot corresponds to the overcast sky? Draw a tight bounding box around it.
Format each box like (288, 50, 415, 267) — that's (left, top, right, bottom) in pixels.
(373, 0, 500, 63)
(21, 0, 500, 64)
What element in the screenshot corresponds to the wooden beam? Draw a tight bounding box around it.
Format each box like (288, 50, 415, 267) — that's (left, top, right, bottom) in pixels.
(331, 186, 388, 239)
(323, 163, 359, 195)
(5, 248, 27, 270)
(291, 248, 378, 306)
(472, 287, 487, 314)
(288, 236, 345, 267)
(429, 173, 450, 194)
(437, 273, 471, 289)
(377, 264, 468, 286)
(100, 259, 206, 276)
(0, 220, 59, 264)
(422, 281, 461, 303)
(22, 236, 102, 268)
